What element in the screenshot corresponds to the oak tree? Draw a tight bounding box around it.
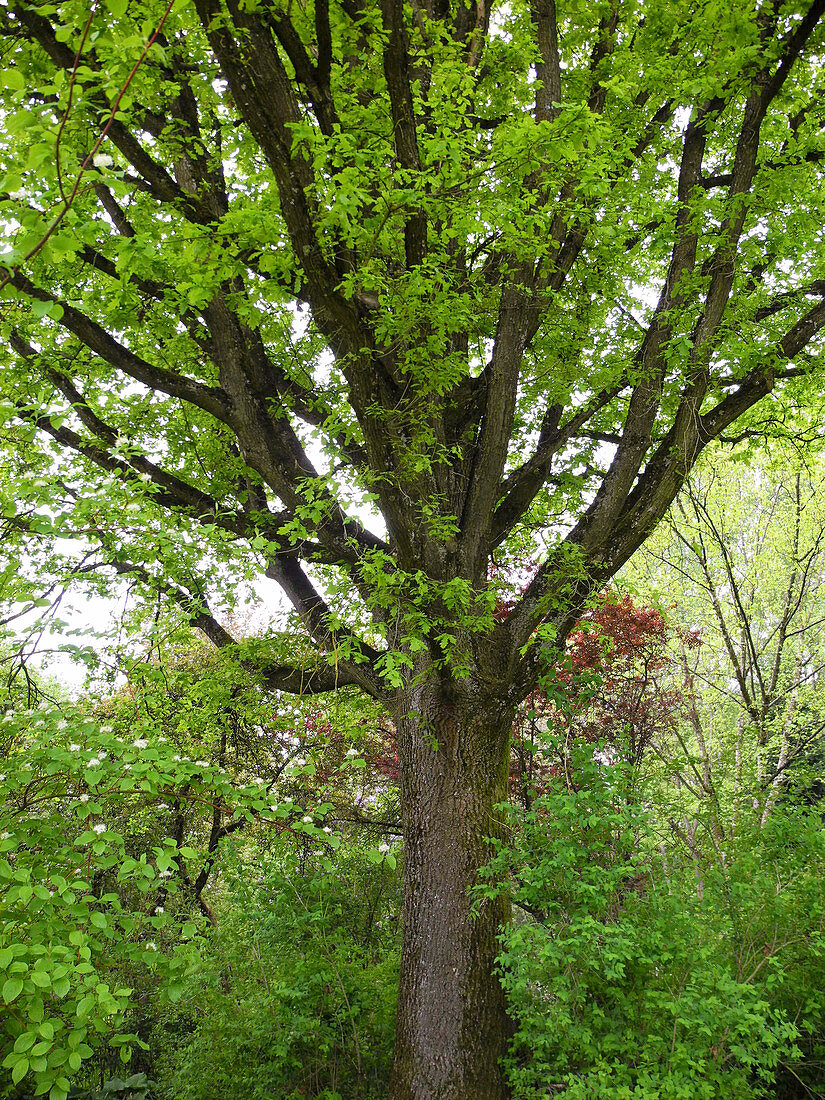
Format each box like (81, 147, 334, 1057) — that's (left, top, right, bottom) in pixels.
(3, 0, 825, 1095)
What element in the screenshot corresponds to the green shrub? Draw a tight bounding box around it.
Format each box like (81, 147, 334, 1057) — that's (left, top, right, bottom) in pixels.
(154, 842, 400, 1100)
(478, 739, 825, 1099)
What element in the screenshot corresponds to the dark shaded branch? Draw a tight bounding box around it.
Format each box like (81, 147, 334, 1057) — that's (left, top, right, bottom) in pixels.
(11, 272, 231, 423)
(267, 8, 337, 136)
(702, 296, 825, 442)
(264, 555, 385, 700)
(752, 280, 825, 323)
(92, 182, 136, 237)
(104, 559, 238, 649)
(261, 662, 369, 694)
(380, 0, 427, 267)
(491, 385, 623, 544)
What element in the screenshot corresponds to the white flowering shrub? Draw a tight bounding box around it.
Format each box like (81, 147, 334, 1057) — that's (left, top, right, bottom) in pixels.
(0, 705, 324, 1100)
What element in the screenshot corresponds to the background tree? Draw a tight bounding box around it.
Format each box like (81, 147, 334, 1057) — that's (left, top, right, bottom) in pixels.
(634, 450, 825, 830)
(510, 593, 686, 808)
(3, 1, 825, 1095)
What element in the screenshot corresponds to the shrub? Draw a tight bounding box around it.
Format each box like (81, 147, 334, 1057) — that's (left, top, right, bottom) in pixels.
(154, 842, 400, 1100)
(478, 738, 825, 1099)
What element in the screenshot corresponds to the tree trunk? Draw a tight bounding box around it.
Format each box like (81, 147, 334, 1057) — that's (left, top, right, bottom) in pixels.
(389, 675, 515, 1100)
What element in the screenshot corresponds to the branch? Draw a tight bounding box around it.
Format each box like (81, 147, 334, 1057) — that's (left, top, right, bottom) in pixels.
(458, 263, 535, 573)
(752, 280, 825, 323)
(11, 4, 211, 224)
(10, 273, 231, 423)
(264, 555, 385, 699)
(702, 296, 825, 442)
(92, 182, 136, 237)
(531, 0, 561, 123)
(380, 0, 426, 267)
(583, 294, 825, 579)
(194, 0, 361, 357)
(198, 295, 386, 560)
(260, 662, 370, 694)
(491, 385, 623, 544)
(99, 559, 239, 649)
(759, 0, 825, 114)
(267, 8, 337, 136)
(74, 244, 167, 300)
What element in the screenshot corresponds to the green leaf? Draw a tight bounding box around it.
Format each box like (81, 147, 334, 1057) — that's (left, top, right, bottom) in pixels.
(3, 977, 23, 1003)
(1, 69, 24, 92)
(52, 977, 70, 999)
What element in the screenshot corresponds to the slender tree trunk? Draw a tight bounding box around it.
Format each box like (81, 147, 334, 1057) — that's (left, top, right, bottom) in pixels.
(389, 674, 515, 1100)
(760, 667, 800, 826)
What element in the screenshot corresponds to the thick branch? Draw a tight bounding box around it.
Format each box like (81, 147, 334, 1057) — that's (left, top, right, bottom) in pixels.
(491, 386, 623, 544)
(380, 0, 427, 267)
(264, 555, 385, 699)
(11, 273, 231, 423)
(194, 0, 360, 354)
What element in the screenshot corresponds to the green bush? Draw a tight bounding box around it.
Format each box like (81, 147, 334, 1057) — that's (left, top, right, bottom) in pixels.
(0, 707, 206, 1100)
(478, 739, 825, 1099)
(154, 842, 400, 1100)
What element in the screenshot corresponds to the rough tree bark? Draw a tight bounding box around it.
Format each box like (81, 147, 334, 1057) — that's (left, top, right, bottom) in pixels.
(390, 674, 515, 1100)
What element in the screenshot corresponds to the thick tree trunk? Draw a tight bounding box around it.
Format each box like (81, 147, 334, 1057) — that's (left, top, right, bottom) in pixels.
(388, 676, 515, 1100)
